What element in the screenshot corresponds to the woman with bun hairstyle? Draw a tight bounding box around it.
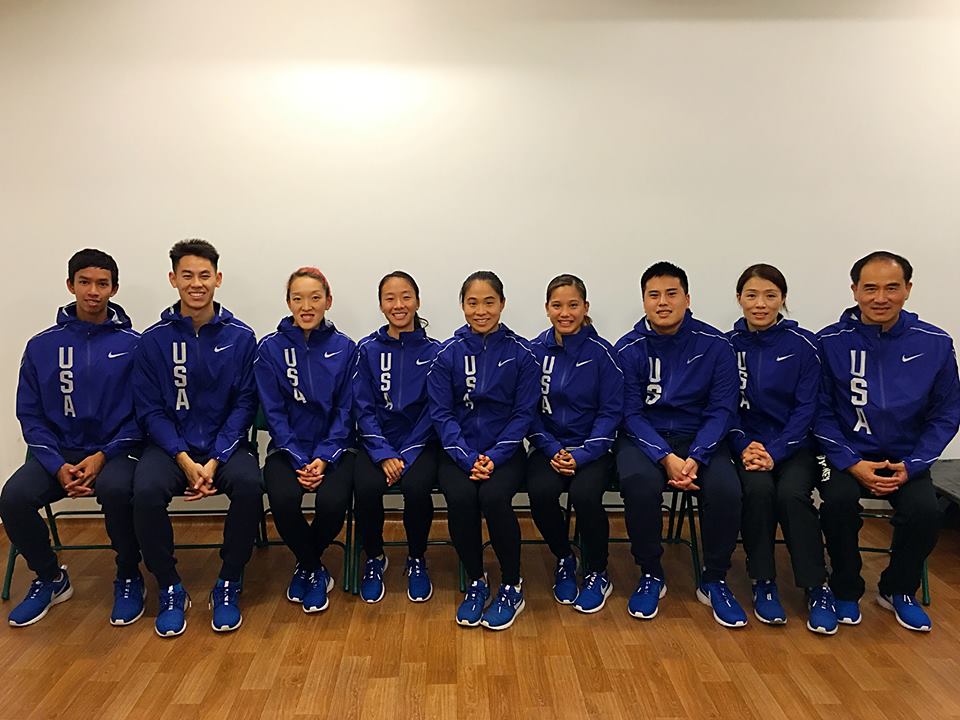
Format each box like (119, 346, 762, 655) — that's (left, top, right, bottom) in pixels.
(729, 263, 836, 634)
(527, 274, 623, 614)
(353, 271, 442, 604)
(427, 271, 539, 631)
(255, 267, 356, 615)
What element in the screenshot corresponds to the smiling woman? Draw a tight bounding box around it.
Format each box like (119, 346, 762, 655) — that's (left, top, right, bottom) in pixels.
(254, 266, 357, 616)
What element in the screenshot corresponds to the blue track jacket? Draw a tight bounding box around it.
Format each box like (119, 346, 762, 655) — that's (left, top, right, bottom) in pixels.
(427, 323, 539, 473)
(615, 311, 738, 465)
(815, 307, 960, 478)
(727, 317, 821, 464)
(255, 317, 356, 469)
(353, 325, 441, 471)
(528, 324, 624, 467)
(134, 302, 257, 463)
(17, 302, 142, 475)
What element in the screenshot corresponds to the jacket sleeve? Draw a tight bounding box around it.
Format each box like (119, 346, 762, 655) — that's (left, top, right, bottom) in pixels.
(528, 409, 563, 460)
(813, 355, 862, 471)
(16, 349, 66, 475)
(689, 343, 739, 465)
(254, 343, 310, 468)
(313, 344, 356, 464)
(904, 344, 960, 478)
(569, 347, 624, 467)
(618, 341, 670, 463)
(133, 337, 189, 459)
(101, 403, 144, 460)
(212, 332, 258, 464)
(766, 346, 821, 465)
(397, 401, 437, 469)
(727, 418, 750, 458)
(427, 348, 479, 473)
(485, 347, 540, 468)
(352, 344, 400, 464)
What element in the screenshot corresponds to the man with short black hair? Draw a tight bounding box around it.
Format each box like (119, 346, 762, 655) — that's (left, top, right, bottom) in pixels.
(133, 239, 261, 637)
(2, 249, 144, 627)
(615, 261, 747, 627)
(816, 250, 959, 632)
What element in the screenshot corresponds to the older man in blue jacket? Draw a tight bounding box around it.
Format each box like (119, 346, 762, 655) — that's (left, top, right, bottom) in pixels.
(816, 250, 960, 632)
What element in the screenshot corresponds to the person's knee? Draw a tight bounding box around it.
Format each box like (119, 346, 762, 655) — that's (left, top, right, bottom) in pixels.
(775, 480, 813, 513)
(133, 474, 173, 510)
(898, 487, 940, 528)
(478, 485, 515, 516)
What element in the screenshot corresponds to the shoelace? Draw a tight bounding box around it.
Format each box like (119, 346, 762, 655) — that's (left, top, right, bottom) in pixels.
(638, 575, 660, 594)
(494, 586, 518, 609)
(898, 594, 917, 607)
(582, 572, 603, 591)
(116, 579, 136, 599)
(713, 582, 736, 608)
(162, 586, 185, 612)
(557, 558, 575, 580)
(213, 582, 238, 606)
(810, 588, 834, 611)
(363, 560, 383, 581)
(407, 559, 424, 577)
(464, 582, 485, 604)
(27, 578, 48, 599)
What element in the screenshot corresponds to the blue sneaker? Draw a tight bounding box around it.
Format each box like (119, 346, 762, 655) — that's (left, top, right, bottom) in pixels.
(552, 555, 578, 605)
(210, 579, 242, 632)
(110, 575, 146, 626)
(8, 567, 73, 627)
(628, 574, 666, 620)
(286, 565, 312, 603)
(156, 583, 190, 637)
(456, 577, 490, 627)
(303, 565, 334, 613)
(406, 557, 433, 602)
(878, 593, 932, 632)
(573, 571, 613, 614)
(835, 599, 862, 625)
(480, 583, 525, 630)
(360, 555, 388, 604)
(752, 580, 787, 625)
(806, 586, 838, 635)
(697, 581, 748, 628)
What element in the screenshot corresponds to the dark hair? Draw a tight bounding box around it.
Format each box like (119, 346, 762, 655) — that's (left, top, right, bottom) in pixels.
(850, 251, 913, 284)
(379, 270, 428, 329)
(546, 273, 592, 325)
(286, 266, 331, 301)
(459, 270, 505, 303)
(170, 238, 219, 271)
(68, 248, 119, 287)
(640, 261, 688, 294)
(736, 263, 789, 312)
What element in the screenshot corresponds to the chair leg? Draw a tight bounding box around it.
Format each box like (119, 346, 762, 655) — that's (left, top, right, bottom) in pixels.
(351, 527, 363, 596)
(684, 494, 702, 587)
(921, 558, 931, 606)
(342, 505, 354, 594)
(2, 544, 19, 601)
(256, 508, 269, 549)
(44, 504, 62, 549)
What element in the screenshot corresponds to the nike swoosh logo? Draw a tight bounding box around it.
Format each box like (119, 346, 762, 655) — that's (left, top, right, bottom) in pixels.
(902, 353, 924, 363)
(498, 358, 515, 367)
(575, 359, 593, 367)
(214, 345, 233, 353)
(107, 352, 128, 359)
(686, 354, 704, 364)
(415, 358, 432, 366)
(324, 350, 343, 359)
(776, 354, 795, 362)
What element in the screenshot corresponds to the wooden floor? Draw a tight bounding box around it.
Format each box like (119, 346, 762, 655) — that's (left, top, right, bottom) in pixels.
(1, 515, 959, 720)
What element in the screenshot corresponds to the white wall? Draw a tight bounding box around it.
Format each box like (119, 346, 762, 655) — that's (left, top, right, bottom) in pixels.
(2, 0, 959, 476)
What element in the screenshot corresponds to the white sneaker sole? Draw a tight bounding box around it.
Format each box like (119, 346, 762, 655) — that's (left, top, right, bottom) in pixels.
(627, 583, 666, 620)
(212, 616, 243, 632)
(877, 594, 931, 632)
(408, 584, 433, 603)
(696, 588, 747, 628)
(8, 583, 74, 628)
(480, 599, 525, 631)
(361, 557, 388, 604)
(806, 619, 838, 636)
(753, 608, 787, 625)
(574, 580, 614, 615)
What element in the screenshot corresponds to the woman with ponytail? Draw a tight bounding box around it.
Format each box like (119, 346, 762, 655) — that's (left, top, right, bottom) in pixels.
(255, 267, 357, 615)
(352, 271, 442, 603)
